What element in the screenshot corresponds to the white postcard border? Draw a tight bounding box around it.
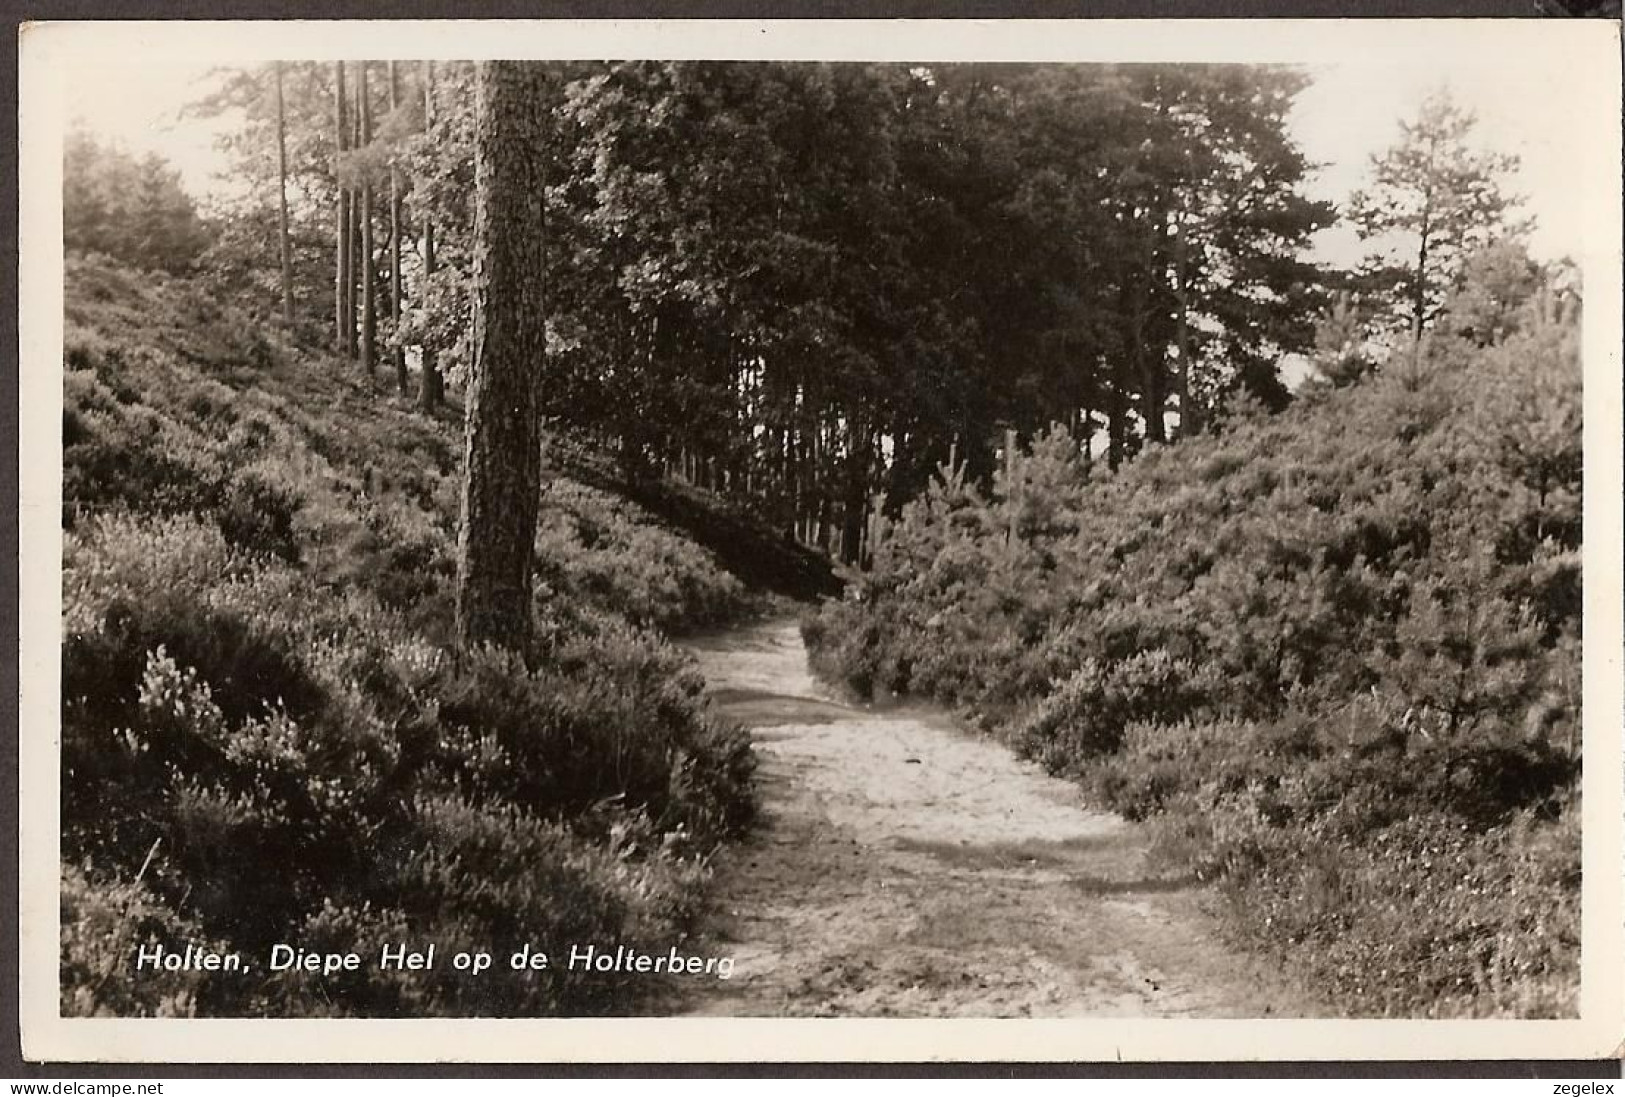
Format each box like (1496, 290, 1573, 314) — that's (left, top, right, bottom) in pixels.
(17, 16, 1624, 1064)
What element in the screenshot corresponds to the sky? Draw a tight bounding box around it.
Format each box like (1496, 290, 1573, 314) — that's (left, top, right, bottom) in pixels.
(61, 51, 1597, 270)
(1290, 59, 1594, 268)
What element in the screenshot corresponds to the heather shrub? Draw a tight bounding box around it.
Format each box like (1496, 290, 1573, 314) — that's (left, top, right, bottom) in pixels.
(59, 257, 762, 1017)
(535, 480, 754, 632)
(1012, 650, 1225, 774)
(427, 629, 754, 836)
(364, 793, 646, 1016)
(803, 257, 1582, 1016)
(61, 254, 752, 639)
(60, 865, 234, 1017)
(1191, 805, 1579, 1017)
(63, 509, 752, 1016)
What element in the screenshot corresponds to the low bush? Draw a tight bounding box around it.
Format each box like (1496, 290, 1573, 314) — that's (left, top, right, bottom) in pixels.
(535, 481, 756, 633)
(63, 510, 753, 1017)
(59, 256, 761, 1017)
(804, 259, 1582, 1016)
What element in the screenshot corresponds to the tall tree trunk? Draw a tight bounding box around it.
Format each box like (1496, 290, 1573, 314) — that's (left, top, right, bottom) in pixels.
(1003, 427, 1020, 555)
(815, 420, 833, 554)
(1173, 213, 1198, 438)
(1107, 379, 1126, 471)
(1411, 195, 1433, 346)
(839, 419, 870, 567)
(455, 61, 551, 656)
(779, 416, 795, 541)
(1134, 226, 1167, 446)
(359, 61, 376, 378)
(274, 61, 294, 329)
(418, 61, 443, 412)
(389, 61, 407, 395)
(795, 417, 813, 545)
(334, 61, 352, 356)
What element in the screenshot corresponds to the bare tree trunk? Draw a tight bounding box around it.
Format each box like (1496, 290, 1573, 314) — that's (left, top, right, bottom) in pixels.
(274, 62, 294, 329)
(815, 421, 832, 554)
(455, 61, 551, 656)
(1107, 380, 1126, 471)
(1134, 232, 1166, 446)
(1411, 198, 1433, 345)
(1173, 213, 1197, 438)
(334, 61, 351, 355)
(839, 419, 870, 567)
(388, 61, 407, 395)
(418, 61, 443, 412)
(359, 61, 376, 378)
(1004, 427, 1020, 555)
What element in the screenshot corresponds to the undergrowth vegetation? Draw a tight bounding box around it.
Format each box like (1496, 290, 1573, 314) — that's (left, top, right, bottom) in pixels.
(805, 270, 1583, 1017)
(60, 255, 759, 1016)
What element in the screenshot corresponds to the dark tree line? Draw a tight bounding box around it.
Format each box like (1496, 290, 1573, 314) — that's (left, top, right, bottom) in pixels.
(414, 61, 1336, 565)
(152, 61, 1523, 580)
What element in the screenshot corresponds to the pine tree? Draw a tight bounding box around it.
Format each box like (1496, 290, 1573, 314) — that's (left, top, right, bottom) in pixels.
(62, 130, 206, 273)
(274, 62, 294, 328)
(389, 60, 407, 395)
(1349, 89, 1526, 344)
(359, 61, 377, 377)
(417, 60, 444, 413)
(454, 61, 551, 654)
(1306, 290, 1377, 389)
(334, 61, 354, 356)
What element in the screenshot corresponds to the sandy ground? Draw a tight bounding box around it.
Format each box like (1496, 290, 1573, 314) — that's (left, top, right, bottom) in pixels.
(671, 615, 1326, 1018)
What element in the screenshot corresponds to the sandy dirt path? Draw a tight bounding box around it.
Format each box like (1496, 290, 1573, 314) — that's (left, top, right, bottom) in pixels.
(672, 616, 1325, 1018)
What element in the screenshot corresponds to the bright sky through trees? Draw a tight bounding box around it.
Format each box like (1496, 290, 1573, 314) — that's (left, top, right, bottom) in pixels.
(65, 53, 1594, 268)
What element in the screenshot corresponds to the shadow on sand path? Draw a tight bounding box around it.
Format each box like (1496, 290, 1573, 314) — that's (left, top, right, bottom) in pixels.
(670, 616, 1326, 1019)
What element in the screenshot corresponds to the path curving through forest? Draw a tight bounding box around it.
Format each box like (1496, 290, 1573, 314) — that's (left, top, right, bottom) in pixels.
(674, 615, 1327, 1018)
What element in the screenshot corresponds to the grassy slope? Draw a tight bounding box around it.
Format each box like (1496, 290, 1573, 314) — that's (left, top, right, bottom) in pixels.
(58, 255, 778, 1017)
(805, 305, 1582, 1017)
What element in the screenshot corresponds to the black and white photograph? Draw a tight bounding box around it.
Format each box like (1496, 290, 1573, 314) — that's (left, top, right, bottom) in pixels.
(15, 17, 1624, 1063)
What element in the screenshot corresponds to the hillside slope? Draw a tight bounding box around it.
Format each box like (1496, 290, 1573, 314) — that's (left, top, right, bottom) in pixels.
(806, 291, 1583, 1017)
(58, 255, 776, 1017)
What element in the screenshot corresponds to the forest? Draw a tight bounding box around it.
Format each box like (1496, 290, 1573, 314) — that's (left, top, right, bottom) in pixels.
(58, 59, 1580, 1018)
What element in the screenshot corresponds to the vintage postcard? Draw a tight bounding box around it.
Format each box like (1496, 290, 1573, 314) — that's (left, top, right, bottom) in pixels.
(16, 17, 1624, 1063)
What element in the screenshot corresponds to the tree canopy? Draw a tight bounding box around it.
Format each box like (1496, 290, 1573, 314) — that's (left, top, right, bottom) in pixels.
(63, 130, 208, 274)
(1348, 88, 1527, 342)
(89, 61, 1546, 567)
